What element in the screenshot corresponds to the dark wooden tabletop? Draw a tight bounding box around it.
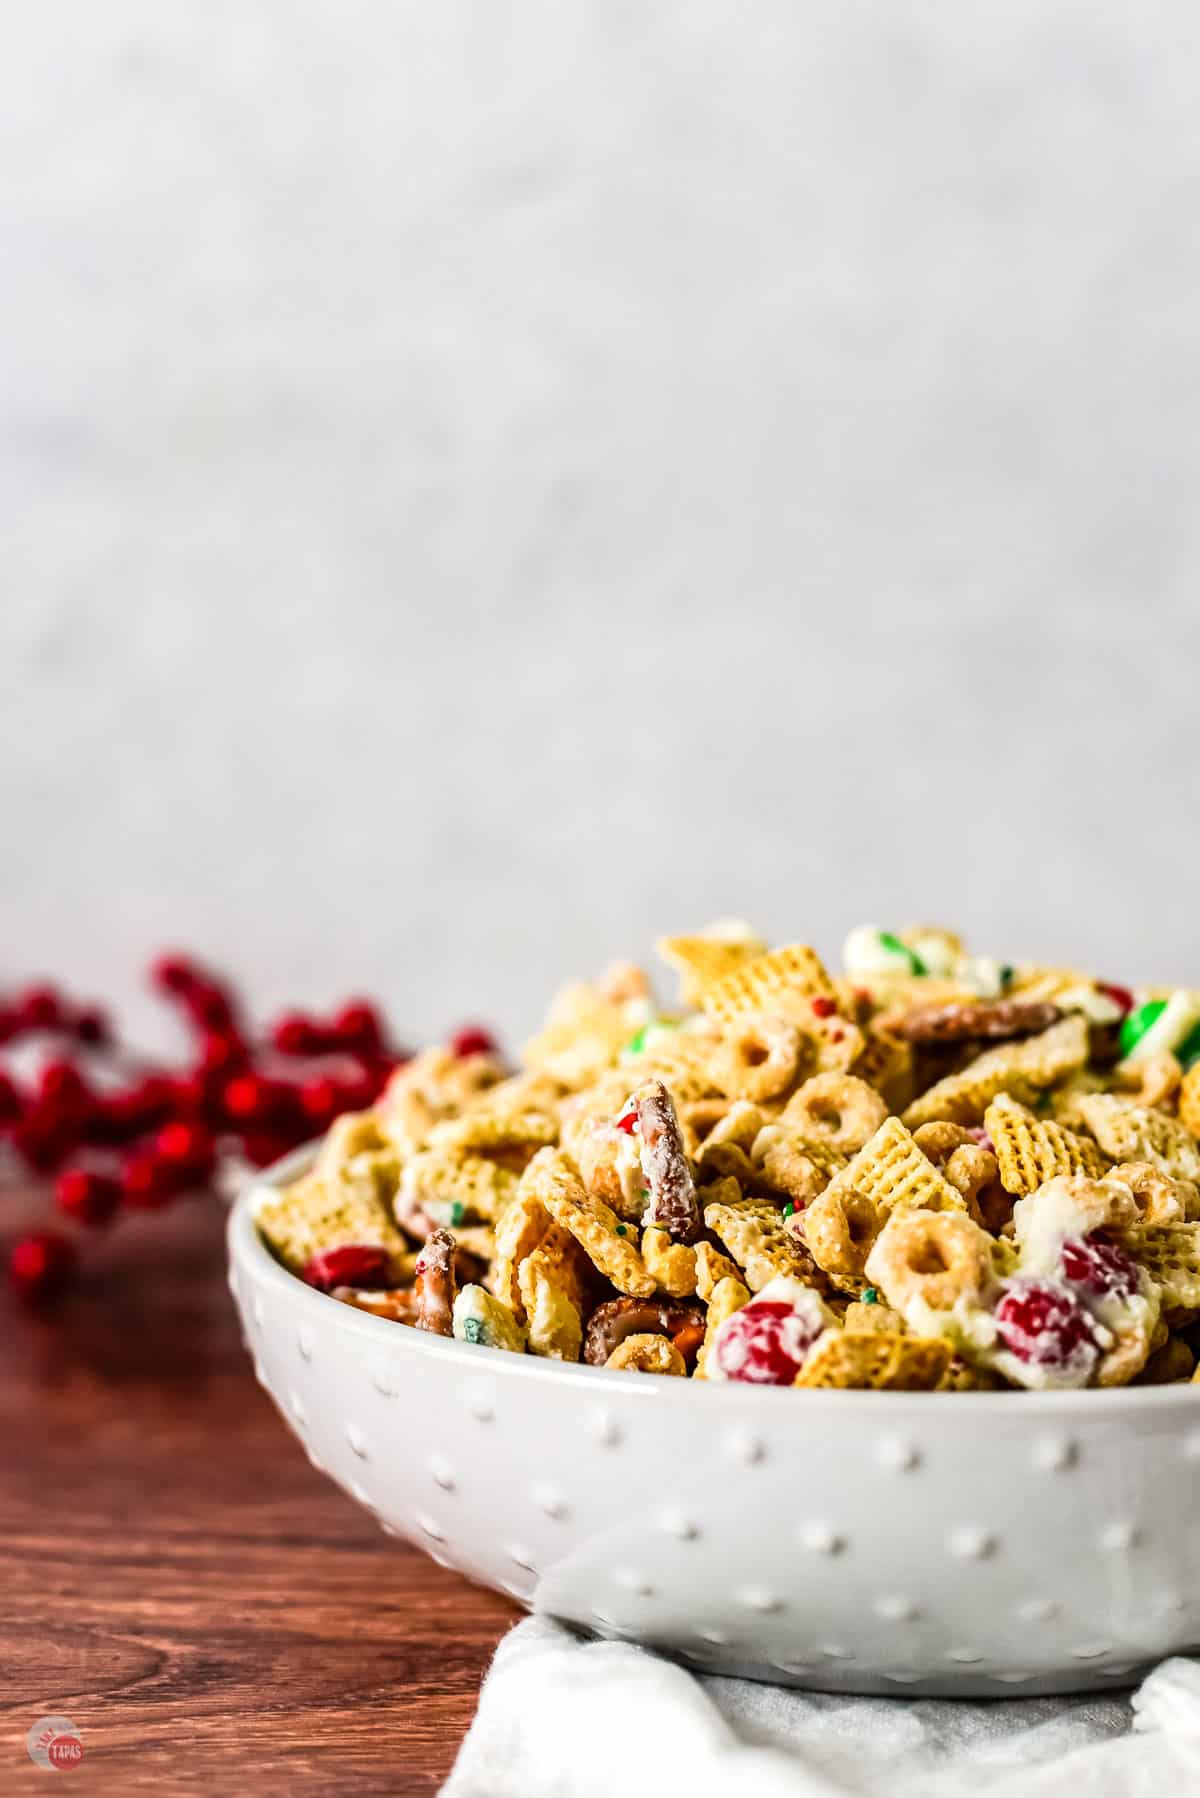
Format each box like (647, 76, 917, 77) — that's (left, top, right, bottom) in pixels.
(0, 1185, 517, 1796)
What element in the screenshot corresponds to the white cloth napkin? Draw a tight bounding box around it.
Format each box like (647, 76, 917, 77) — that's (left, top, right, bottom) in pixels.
(442, 1619, 1200, 1798)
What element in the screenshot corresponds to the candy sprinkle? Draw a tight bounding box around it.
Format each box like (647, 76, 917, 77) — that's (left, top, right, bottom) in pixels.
(449, 1200, 466, 1228)
(782, 1202, 795, 1221)
(615, 1224, 627, 1237)
(463, 1317, 483, 1344)
(862, 1286, 879, 1305)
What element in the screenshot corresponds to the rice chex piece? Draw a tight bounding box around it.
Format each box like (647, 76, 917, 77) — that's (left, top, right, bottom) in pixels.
(902, 1016, 1090, 1129)
(1077, 1096, 1200, 1183)
(794, 1329, 953, 1390)
(700, 944, 837, 1028)
(1114, 1224, 1200, 1310)
(984, 1092, 1109, 1195)
(822, 1116, 967, 1217)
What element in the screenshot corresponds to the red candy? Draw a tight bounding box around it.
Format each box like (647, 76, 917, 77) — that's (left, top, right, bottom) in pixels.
(301, 1245, 391, 1292)
(1059, 1234, 1139, 1301)
(711, 1296, 826, 1386)
(994, 1277, 1100, 1374)
(615, 1108, 638, 1135)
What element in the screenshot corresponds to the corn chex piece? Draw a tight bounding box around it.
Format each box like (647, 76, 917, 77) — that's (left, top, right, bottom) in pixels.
(694, 1239, 742, 1301)
(822, 1116, 967, 1218)
(525, 1147, 656, 1298)
(313, 1110, 394, 1177)
(843, 1299, 906, 1335)
(1114, 1225, 1200, 1310)
(657, 931, 767, 1007)
(490, 1186, 553, 1317)
(1181, 1065, 1200, 1140)
(397, 1149, 519, 1228)
(794, 1329, 953, 1391)
(984, 1093, 1109, 1194)
(694, 1274, 750, 1378)
(452, 1285, 527, 1353)
(518, 1223, 588, 1361)
(523, 983, 638, 1089)
(256, 1171, 408, 1275)
(699, 944, 837, 1029)
(702, 1192, 823, 1292)
(1077, 1096, 1200, 1183)
(642, 1226, 698, 1298)
(902, 1015, 1090, 1129)
(428, 1108, 559, 1157)
(852, 1027, 915, 1110)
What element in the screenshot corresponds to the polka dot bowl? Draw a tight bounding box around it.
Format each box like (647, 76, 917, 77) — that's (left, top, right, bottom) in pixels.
(228, 1155, 1200, 1697)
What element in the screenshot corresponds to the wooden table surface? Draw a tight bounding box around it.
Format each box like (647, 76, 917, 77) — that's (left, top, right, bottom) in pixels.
(0, 1186, 517, 1796)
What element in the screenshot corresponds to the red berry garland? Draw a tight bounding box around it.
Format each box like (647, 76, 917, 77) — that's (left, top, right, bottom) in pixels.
(2, 954, 490, 1309)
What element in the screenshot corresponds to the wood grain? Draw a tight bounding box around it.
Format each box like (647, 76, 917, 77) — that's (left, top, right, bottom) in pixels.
(0, 1187, 516, 1795)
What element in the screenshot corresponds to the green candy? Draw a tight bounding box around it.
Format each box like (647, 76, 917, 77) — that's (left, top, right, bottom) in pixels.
(878, 931, 927, 977)
(1119, 999, 1167, 1059)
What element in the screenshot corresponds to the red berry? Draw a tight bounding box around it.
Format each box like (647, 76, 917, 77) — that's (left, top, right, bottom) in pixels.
(1059, 1234, 1139, 1301)
(239, 1132, 298, 1168)
(156, 1120, 216, 1177)
(8, 1230, 77, 1305)
(1097, 982, 1135, 1018)
(55, 1166, 121, 1227)
(711, 1294, 827, 1385)
(197, 1032, 248, 1076)
(17, 983, 61, 1030)
(271, 1011, 324, 1057)
(994, 1278, 1100, 1375)
(73, 1005, 111, 1047)
(450, 1025, 497, 1059)
(150, 952, 200, 993)
(120, 1149, 184, 1210)
(38, 1059, 89, 1113)
(333, 1001, 384, 1055)
(0, 1071, 23, 1125)
(10, 1111, 74, 1171)
(810, 996, 837, 1020)
(222, 1073, 286, 1126)
(300, 1076, 341, 1129)
(301, 1245, 391, 1292)
(184, 984, 238, 1033)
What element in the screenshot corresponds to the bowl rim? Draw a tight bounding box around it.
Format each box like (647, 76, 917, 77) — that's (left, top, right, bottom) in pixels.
(228, 1145, 1200, 1418)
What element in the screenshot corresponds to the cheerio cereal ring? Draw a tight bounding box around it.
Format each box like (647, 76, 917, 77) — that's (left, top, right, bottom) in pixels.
(782, 1073, 889, 1153)
(715, 1015, 804, 1103)
(864, 1209, 994, 1315)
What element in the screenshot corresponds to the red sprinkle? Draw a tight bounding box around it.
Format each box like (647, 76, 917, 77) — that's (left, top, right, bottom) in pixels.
(810, 996, 837, 1019)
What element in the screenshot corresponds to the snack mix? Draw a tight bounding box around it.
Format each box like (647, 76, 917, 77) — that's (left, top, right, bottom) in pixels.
(255, 925, 1200, 1393)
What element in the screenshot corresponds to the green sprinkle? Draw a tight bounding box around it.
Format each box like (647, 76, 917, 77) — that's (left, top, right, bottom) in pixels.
(999, 964, 1015, 991)
(625, 1024, 651, 1056)
(879, 930, 926, 976)
(449, 1201, 466, 1228)
(615, 1224, 627, 1237)
(463, 1317, 483, 1345)
(640, 1187, 649, 1199)
(782, 1202, 795, 1221)
(862, 1286, 879, 1305)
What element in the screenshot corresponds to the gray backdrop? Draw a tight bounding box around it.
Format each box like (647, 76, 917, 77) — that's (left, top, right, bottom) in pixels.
(3, 2, 1197, 1048)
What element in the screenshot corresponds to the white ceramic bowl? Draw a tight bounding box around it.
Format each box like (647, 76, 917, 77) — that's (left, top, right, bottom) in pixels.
(229, 1152, 1200, 1697)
